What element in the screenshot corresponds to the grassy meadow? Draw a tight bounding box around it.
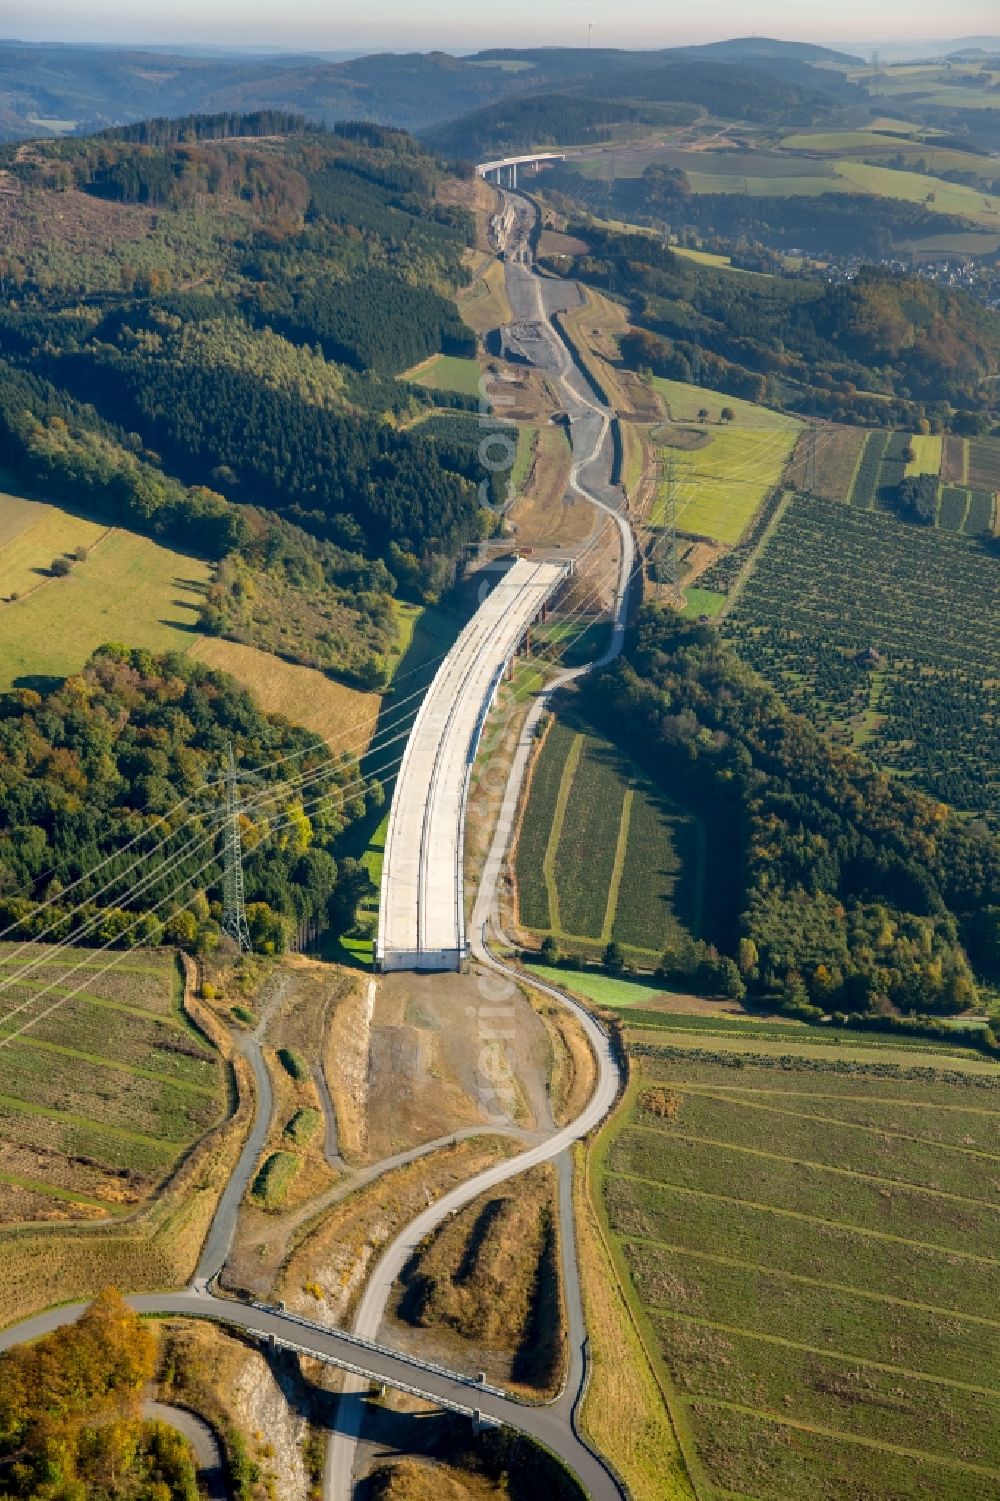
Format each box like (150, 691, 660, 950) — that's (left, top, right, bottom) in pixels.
(190, 636, 382, 758)
(833, 160, 1000, 227)
(402, 352, 484, 397)
(570, 110, 1000, 253)
(652, 378, 801, 431)
(0, 496, 211, 689)
(0, 487, 394, 758)
(0, 492, 108, 597)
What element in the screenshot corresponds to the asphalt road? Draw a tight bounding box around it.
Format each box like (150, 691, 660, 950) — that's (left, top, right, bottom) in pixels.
(142, 1401, 227, 1499)
(194, 982, 280, 1288)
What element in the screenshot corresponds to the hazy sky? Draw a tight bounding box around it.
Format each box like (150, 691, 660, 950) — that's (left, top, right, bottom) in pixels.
(6, 1, 999, 52)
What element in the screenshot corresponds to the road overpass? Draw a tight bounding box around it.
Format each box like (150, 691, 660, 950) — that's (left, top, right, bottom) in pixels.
(376, 557, 568, 972)
(0, 1289, 622, 1497)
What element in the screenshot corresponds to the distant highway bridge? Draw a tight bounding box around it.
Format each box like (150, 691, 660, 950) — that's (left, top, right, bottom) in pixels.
(477, 151, 566, 186)
(376, 558, 568, 972)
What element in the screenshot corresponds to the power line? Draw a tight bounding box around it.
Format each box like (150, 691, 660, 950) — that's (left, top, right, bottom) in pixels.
(0, 556, 636, 1043)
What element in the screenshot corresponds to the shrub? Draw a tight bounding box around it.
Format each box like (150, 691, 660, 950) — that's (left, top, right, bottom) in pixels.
(231, 1004, 256, 1026)
(284, 1106, 321, 1145)
(250, 1150, 301, 1208)
(277, 1046, 307, 1080)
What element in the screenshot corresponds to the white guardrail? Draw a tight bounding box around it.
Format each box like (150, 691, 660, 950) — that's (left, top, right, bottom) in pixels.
(263, 1330, 500, 1425)
(250, 1301, 508, 1399)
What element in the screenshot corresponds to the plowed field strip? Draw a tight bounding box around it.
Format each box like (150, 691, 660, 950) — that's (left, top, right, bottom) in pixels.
(542, 730, 583, 932)
(689, 1398, 1000, 1479)
(0, 1033, 217, 1095)
(664, 1086, 1000, 1159)
(606, 1169, 1000, 1265)
(616, 1234, 1000, 1329)
(0, 1090, 183, 1150)
(650, 1306, 1000, 1400)
(602, 788, 633, 942)
(625, 1122, 1000, 1209)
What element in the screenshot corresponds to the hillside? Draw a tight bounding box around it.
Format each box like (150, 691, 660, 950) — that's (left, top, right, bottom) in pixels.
(580, 609, 1000, 1016)
(0, 43, 537, 140)
(678, 37, 861, 64)
(540, 224, 1000, 429)
(0, 115, 489, 683)
(426, 58, 844, 159)
(0, 645, 374, 953)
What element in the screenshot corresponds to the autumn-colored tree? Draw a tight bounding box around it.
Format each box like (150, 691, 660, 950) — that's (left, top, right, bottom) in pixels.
(0, 1289, 197, 1499)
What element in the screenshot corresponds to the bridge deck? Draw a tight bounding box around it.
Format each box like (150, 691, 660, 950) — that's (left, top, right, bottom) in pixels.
(377, 558, 567, 971)
(477, 151, 566, 176)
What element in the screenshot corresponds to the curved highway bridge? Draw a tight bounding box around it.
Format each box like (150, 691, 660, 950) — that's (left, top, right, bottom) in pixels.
(376, 557, 568, 972)
(476, 151, 566, 185)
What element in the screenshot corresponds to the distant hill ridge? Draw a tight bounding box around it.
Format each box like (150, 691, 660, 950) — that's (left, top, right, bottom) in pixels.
(0, 35, 858, 142)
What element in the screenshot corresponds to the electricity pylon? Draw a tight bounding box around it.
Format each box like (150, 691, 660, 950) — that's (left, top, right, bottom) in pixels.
(221, 741, 253, 952)
(655, 452, 682, 606)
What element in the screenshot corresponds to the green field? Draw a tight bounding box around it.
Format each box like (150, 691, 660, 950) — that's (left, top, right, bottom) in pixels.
(402, 352, 484, 397)
(584, 130, 1000, 234)
(596, 1045, 1000, 1501)
(833, 160, 1000, 227)
(651, 378, 801, 431)
(0, 492, 108, 598)
(526, 965, 993, 1059)
(904, 433, 942, 477)
(524, 964, 679, 1009)
(0, 945, 224, 1225)
(782, 129, 916, 151)
(686, 170, 846, 198)
(671, 246, 734, 269)
(783, 129, 1000, 183)
(680, 587, 725, 620)
(516, 718, 703, 961)
(0, 498, 212, 689)
(669, 246, 773, 278)
(652, 425, 799, 544)
(904, 229, 1000, 256)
